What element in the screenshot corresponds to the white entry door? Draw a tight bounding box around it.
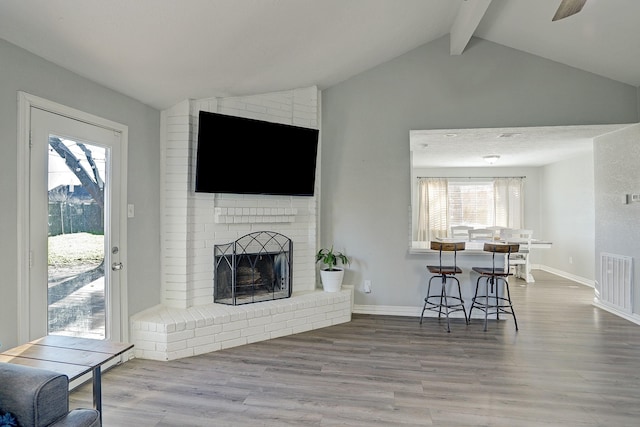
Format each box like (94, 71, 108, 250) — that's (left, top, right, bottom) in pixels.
(24, 101, 127, 343)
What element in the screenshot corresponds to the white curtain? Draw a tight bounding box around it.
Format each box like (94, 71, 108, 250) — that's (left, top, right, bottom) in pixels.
(417, 178, 448, 241)
(494, 177, 524, 229)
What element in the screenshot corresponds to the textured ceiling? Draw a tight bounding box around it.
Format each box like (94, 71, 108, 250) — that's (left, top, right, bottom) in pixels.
(410, 124, 633, 168)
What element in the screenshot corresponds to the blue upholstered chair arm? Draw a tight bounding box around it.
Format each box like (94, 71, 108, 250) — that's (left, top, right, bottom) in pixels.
(0, 363, 100, 427)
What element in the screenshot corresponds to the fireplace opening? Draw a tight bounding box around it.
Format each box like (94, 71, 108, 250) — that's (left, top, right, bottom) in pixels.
(214, 231, 292, 305)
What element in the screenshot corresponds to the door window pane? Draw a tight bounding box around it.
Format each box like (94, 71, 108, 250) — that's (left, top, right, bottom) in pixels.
(47, 137, 106, 339)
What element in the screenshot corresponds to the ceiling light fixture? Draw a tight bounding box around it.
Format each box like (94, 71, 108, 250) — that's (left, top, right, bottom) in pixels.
(483, 155, 500, 165)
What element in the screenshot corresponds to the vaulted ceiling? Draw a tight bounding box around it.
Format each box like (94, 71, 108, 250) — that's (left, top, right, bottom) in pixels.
(2, 0, 638, 167)
(1, 0, 638, 111)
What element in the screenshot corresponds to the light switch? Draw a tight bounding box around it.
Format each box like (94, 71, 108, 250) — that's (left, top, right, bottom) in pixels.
(127, 204, 135, 218)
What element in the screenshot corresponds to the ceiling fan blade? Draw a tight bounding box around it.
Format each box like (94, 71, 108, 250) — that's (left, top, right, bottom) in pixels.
(552, 0, 587, 21)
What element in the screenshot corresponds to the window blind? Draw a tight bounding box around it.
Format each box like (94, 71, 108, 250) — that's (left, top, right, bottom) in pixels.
(448, 181, 494, 228)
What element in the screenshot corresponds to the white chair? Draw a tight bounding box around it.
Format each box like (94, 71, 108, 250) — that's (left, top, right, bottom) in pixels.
(468, 228, 495, 241)
(498, 228, 514, 240)
(487, 226, 508, 240)
(503, 229, 533, 282)
(450, 225, 473, 240)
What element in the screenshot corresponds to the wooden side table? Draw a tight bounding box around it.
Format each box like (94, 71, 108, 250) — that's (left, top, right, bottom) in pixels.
(0, 335, 133, 424)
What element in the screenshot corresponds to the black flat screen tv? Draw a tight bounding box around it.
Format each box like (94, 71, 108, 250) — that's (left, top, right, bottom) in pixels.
(195, 111, 319, 196)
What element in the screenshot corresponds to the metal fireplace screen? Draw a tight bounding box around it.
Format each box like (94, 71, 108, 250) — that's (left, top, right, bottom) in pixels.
(214, 231, 292, 305)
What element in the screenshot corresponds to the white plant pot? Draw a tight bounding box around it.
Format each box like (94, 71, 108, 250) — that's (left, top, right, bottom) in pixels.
(320, 269, 344, 292)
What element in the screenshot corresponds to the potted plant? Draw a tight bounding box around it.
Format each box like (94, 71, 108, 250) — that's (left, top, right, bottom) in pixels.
(316, 246, 350, 292)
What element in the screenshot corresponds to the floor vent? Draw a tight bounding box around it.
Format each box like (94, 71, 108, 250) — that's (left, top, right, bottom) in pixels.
(598, 253, 633, 314)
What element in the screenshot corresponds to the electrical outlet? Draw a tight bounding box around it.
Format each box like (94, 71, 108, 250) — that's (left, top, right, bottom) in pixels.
(364, 280, 372, 293)
(569, 256, 573, 264)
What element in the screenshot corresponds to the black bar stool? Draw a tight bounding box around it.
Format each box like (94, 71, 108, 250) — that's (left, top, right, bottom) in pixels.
(420, 241, 467, 332)
(469, 242, 520, 331)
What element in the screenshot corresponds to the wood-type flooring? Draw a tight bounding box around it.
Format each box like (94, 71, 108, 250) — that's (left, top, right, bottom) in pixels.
(69, 271, 640, 426)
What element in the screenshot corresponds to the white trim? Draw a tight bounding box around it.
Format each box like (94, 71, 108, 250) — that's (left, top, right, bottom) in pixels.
(537, 264, 594, 287)
(17, 92, 129, 343)
(352, 304, 422, 317)
(352, 266, 600, 320)
(16, 93, 31, 343)
(592, 299, 640, 326)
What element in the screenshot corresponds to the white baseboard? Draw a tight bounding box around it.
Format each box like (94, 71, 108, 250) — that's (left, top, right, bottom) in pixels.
(352, 304, 421, 317)
(537, 264, 640, 325)
(353, 267, 631, 322)
(536, 264, 594, 287)
(352, 304, 483, 319)
(592, 299, 640, 326)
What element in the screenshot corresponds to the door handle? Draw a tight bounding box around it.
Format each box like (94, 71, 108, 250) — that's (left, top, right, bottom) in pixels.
(112, 262, 123, 271)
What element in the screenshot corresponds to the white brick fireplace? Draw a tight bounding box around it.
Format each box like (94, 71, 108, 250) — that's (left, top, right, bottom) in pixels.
(131, 86, 352, 361)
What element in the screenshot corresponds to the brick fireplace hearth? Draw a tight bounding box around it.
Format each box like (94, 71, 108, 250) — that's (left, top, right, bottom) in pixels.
(131, 289, 352, 361)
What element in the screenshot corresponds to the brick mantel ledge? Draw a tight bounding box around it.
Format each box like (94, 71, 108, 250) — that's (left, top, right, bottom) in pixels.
(131, 287, 353, 361)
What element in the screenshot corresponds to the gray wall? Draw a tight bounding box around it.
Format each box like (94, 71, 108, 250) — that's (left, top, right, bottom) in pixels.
(321, 35, 637, 308)
(0, 39, 161, 349)
(539, 153, 595, 281)
(2, 31, 638, 348)
(594, 124, 640, 310)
